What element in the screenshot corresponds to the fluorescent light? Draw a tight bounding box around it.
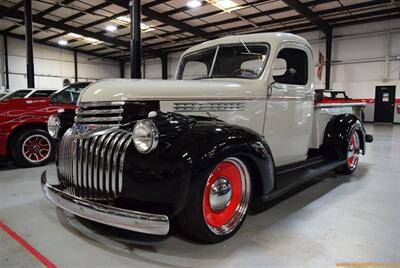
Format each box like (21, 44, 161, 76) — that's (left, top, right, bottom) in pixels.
(67, 32, 83, 38)
(83, 37, 103, 45)
(117, 16, 130, 23)
(58, 40, 68, 46)
(105, 25, 117, 32)
(187, 0, 202, 8)
(215, 0, 237, 10)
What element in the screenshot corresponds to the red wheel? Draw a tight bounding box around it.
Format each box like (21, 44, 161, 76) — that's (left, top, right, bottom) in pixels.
(22, 134, 51, 163)
(10, 128, 55, 167)
(338, 131, 361, 174)
(203, 158, 251, 235)
(178, 157, 251, 243)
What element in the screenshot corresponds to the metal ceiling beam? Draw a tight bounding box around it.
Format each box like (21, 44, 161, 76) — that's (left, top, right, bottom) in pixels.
(140, 0, 337, 44)
(280, 0, 330, 34)
(0, 31, 120, 61)
(0, 4, 129, 47)
(0, 0, 24, 19)
(104, 0, 214, 39)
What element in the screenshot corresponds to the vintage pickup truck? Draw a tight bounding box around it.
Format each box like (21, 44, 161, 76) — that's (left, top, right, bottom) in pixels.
(42, 33, 373, 243)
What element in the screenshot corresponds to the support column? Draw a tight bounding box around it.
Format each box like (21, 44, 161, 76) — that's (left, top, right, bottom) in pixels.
(325, 26, 332, 90)
(74, 51, 78, 82)
(24, 0, 35, 88)
(3, 35, 9, 89)
(120, 61, 125, 78)
(161, 54, 168, 80)
(130, 0, 142, 79)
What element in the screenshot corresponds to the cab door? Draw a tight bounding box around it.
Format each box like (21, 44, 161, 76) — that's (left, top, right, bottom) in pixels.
(263, 43, 314, 166)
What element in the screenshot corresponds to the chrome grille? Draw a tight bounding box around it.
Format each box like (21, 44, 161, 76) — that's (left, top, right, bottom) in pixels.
(58, 128, 132, 201)
(75, 101, 125, 127)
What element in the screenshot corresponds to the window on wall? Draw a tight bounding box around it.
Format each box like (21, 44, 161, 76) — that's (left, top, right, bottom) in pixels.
(273, 48, 308, 85)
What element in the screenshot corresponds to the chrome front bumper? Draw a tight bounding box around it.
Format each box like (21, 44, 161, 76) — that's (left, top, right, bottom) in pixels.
(41, 171, 170, 235)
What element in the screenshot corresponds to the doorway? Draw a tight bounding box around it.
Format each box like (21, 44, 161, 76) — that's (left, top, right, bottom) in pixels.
(374, 86, 396, 123)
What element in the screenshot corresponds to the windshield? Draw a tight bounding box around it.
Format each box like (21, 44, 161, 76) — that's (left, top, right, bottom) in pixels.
(30, 90, 56, 98)
(1, 90, 32, 100)
(177, 44, 269, 80)
(50, 83, 89, 104)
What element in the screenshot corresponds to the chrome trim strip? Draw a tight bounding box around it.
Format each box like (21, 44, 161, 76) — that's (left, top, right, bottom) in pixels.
(79, 101, 125, 107)
(315, 102, 367, 108)
(94, 134, 108, 198)
(174, 102, 246, 112)
(78, 109, 123, 115)
(75, 116, 123, 123)
(123, 96, 267, 101)
(100, 132, 119, 197)
(119, 135, 133, 187)
(113, 133, 131, 195)
(41, 171, 169, 235)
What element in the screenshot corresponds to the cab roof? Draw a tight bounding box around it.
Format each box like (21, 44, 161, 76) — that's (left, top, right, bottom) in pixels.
(182, 32, 311, 56)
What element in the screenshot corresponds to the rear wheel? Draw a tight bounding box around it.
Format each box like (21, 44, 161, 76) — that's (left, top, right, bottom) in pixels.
(337, 131, 361, 174)
(10, 128, 54, 167)
(178, 157, 251, 243)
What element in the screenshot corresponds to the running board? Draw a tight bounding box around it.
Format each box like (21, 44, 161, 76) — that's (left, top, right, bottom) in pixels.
(263, 158, 346, 201)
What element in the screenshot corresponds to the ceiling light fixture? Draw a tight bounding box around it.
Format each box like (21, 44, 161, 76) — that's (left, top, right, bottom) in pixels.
(58, 40, 68, 46)
(105, 25, 117, 32)
(187, 0, 202, 8)
(83, 37, 103, 45)
(115, 16, 155, 32)
(213, 0, 238, 11)
(67, 32, 83, 38)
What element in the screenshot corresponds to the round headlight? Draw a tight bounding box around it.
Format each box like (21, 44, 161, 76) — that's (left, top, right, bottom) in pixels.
(48, 114, 60, 138)
(133, 119, 159, 154)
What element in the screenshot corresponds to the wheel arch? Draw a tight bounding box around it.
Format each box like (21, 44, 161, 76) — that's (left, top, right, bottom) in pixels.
(7, 122, 48, 155)
(323, 113, 366, 159)
(184, 124, 276, 205)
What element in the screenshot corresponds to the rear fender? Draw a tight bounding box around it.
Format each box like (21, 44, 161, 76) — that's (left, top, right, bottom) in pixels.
(323, 114, 366, 158)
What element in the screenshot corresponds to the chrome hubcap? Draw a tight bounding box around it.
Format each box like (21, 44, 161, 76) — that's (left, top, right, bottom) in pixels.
(209, 177, 232, 212)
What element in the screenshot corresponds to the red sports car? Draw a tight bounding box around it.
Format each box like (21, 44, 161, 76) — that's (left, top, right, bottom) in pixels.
(0, 82, 90, 167)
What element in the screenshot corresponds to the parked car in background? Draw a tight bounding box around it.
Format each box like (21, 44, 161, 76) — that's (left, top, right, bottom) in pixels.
(0, 88, 57, 101)
(0, 82, 91, 167)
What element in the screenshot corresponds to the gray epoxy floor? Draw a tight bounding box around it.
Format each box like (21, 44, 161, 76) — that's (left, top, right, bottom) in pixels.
(0, 124, 399, 268)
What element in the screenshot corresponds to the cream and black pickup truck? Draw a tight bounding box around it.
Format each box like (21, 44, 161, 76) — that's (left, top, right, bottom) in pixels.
(43, 33, 373, 243)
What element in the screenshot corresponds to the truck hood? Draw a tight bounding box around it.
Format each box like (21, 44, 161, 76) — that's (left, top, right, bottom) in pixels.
(79, 79, 265, 103)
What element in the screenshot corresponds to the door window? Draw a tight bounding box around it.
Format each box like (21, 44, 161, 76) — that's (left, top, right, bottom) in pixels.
(273, 48, 308, 85)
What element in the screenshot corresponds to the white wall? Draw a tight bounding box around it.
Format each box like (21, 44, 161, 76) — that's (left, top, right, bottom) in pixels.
(1, 19, 400, 121)
(0, 37, 120, 91)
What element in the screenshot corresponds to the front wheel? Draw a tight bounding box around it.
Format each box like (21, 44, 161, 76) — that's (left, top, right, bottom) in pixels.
(337, 131, 361, 174)
(10, 128, 55, 168)
(177, 157, 251, 243)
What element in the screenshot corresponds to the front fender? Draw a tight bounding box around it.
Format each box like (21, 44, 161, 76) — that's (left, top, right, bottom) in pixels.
(118, 120, 275, 217)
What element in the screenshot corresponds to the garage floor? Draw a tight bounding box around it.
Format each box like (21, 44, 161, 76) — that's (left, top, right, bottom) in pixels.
(1, 124, 399, 268)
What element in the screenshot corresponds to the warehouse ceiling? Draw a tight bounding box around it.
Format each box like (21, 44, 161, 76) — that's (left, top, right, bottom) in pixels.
(0, 0, 399, 61)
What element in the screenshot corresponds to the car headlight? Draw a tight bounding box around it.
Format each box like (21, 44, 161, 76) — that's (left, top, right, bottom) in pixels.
(133, 119, 159, 154)
(48, 114, 60, 138)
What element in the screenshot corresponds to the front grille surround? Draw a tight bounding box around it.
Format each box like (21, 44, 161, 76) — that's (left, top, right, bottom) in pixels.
(75, 101, 125, 127)
(58, 128, 132, 201)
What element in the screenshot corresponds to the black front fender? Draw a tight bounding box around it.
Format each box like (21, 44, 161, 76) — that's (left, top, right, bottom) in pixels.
(118, 120, 275, 217)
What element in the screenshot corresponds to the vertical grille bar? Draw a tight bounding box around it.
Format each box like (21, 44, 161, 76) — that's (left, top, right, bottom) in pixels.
(112, 133, 131, 195)
(57, 128, 130, 201)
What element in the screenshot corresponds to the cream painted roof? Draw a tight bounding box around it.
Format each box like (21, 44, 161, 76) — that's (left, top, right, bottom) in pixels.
(182, 32, 311, 56)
